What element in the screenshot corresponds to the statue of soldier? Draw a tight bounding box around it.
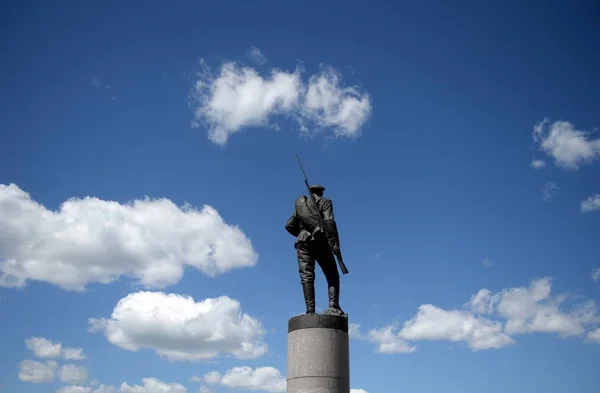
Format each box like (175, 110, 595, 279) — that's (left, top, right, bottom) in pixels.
(285, 184, 344, 315)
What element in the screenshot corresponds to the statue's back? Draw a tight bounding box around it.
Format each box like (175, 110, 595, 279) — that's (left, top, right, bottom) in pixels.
(294, 195, 321, 233)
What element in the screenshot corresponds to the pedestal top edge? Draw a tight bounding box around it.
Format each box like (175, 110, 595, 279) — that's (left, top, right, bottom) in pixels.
(288, 313, 349, 333)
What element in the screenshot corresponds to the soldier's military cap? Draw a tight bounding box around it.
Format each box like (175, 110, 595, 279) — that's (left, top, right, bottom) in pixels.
(309, 184, 325, 190)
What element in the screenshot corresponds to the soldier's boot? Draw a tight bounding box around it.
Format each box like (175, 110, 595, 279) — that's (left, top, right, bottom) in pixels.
(302, 282, 315, 314)
(327, 283, 345, 315)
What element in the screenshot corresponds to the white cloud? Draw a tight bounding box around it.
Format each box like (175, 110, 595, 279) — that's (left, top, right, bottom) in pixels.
(0, 183, 257, 290)
(592, 267, 600, 282)
(366, 324, 417, 353)
(189, 376, 203, 383)
(190, 54, 371, 146)
(489, 277, 598, 337)
(348, 323, 362, 339)
(481, 257, 492, 268)
(581, 194, 600, 213)
(533, 119, 600, 169)
(248, 47, 267, 65)
(349, 323, 415, 353)
(399, 305, 513, 350)
(91, 385, 117, 393)
(120, 378, 187, 393)
(203, 366, 285, 393)
(82, 380, 186, 393)
(91, 76, 103, 88)
(62, 347, 87, 360)
(58, 386, 92, 393)
(353, 277, 600, 354)
(25, 337, 86, 360)
(59, 364, 89, 384)
(197, 386, 212, 393)
(301, 66, 371, 138)
(587, 328, 600, 343)
(350, 390, 369, 393)
(19, 360, 57, 383)
(89, 291, 266, 361)
(542, 181, 559, 201)
(531, 158, 546, 169)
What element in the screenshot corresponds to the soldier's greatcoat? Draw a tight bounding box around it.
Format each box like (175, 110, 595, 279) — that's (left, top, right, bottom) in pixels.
(285, 193, 340, 296)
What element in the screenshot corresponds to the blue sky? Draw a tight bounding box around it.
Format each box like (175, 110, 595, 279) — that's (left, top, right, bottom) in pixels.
(1, 0, 600, 392)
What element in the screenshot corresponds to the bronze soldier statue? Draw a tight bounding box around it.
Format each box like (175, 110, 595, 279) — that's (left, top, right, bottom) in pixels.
(285, 184, 345, 316)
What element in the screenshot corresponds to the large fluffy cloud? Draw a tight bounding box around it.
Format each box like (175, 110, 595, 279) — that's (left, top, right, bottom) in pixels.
(190, 53, 371, 146)
(399, 304, 513, 350)
(352, 277, 600, 353)
(25, 337, 86, 360)
(18, 359, 57, 383)
(475, 277, 598, 337)
(533, 119, 600, 169)
(89, 291, 267, 361)
(0, 184, 257, 290)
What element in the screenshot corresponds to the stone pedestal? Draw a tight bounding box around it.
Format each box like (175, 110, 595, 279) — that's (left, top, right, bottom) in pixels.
(287, 313, 350, 393)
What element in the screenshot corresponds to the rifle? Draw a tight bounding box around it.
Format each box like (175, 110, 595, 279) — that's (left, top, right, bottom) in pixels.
(294, 153, 349, 275)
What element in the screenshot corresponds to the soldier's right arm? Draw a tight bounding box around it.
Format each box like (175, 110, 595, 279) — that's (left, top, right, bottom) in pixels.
(285, 211, 300, 237)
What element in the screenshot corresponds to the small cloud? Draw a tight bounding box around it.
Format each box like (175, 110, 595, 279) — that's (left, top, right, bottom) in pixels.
(198, 386, 213, 393)
(587, 328, 600, 343)
(91, 77, 103, 88)
(592, 267, 600, 282)
(202, 366, 285, 393)
(58, 364, 89, 384)
(24, 337, 86, 360)
(542, 182, 559, 201)
(481, 258, 492, 268)
(19, 360, 57, 383)
(533, 119, 600, 170)
(348, 323, 363, 340)
(531, 159, 546, 169)
(248, 46, 267, 65)
(581, 194, 600, 213)
(374, 252, 380, 258)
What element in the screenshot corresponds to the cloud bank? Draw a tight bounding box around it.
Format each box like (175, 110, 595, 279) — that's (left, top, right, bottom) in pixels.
(190, 53, 372, 146)
(0, 184, 257, 290)
(352, 277, 600, 353)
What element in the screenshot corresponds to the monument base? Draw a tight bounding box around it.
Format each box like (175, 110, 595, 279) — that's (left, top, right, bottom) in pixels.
(287, 313, 350, 393)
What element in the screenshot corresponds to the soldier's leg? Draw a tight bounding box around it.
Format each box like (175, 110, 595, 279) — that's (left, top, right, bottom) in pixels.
(315, 245, 343, 314)
(296, 242, 316, 314)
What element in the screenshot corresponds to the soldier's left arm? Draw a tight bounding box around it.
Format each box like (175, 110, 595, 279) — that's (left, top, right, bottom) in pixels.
(285, 211, 300, 237)
(321, 198, 340, 245)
